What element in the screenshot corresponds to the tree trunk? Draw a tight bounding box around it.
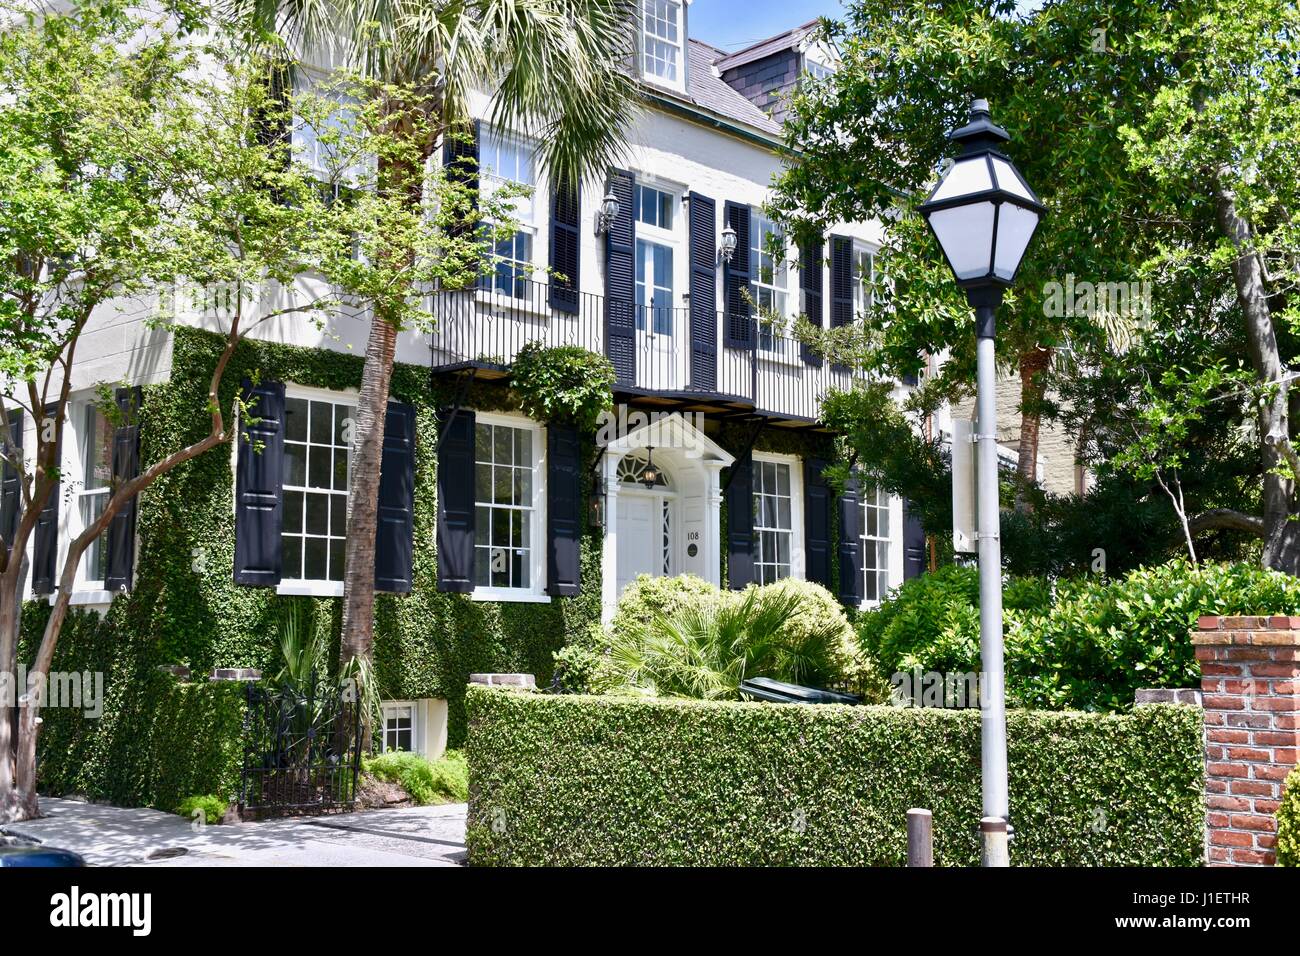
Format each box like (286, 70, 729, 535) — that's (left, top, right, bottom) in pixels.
(1015, 345, 1051, 510)
(1213, 168, 1300, 573)
(338, 315, 398, 671)
(338, 106, 428, 681)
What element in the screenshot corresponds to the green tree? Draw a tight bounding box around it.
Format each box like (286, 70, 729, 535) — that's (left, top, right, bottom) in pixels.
(224, 0, 638, 676)
(772, 0, 1152, 496)
(0, 6, 454, 821)
(779, 0, 1300, 573)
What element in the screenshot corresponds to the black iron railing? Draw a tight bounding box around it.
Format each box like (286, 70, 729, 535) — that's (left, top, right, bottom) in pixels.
(428, 278, 859, 423)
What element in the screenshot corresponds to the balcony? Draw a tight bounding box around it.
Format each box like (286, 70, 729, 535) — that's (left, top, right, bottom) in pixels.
(428, 279, 858, 426)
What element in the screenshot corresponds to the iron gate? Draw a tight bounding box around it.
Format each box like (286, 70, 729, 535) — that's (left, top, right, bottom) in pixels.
(239, 675, 362, 816)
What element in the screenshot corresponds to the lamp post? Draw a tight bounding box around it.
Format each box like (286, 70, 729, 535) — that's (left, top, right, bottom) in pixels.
(917, 99, 1044, 867)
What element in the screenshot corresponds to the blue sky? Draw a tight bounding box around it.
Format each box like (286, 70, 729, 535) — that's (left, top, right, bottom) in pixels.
(687, 0, 845, 52)
(687, 0, 1048, 51)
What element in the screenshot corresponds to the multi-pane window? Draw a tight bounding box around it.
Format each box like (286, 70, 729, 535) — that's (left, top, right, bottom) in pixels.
(853, 247, 874, 316)
(481, 129, 535, 297)
(804, 59, 834, 81)
(282, 396, 354, 583)
(753, 460, 793, 584)
(77, 406, 112, 585)
(751, 212, 788, 351)
(488, 230, 534, 298)
(635, 240, 674, 334)
(474, 421, 535, 590)
(860, 485, 892, 604)
(634, 184, 674, 231)
(382, 704, 414, 753)
(633, 183, 676, 335)
(641, 0, 683, 83)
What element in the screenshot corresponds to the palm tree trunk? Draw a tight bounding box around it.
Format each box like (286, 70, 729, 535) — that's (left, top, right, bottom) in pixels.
(339, 315, 397, 667)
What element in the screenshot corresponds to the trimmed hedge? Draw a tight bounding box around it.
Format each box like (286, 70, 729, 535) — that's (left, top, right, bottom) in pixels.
(1279, 765, 1300, 867)
(465, 687, 1204, 866)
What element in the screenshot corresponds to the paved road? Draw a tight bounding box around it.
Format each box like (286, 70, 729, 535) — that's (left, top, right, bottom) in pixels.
(2, 797, 468, 867)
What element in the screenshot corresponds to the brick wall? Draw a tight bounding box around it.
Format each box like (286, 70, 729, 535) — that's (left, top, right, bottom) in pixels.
(1193, 615, 1300, 866)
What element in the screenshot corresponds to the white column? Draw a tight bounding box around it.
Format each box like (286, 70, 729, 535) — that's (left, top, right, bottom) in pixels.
(600, 452, 622, 624)
(703, 460, 725, 588)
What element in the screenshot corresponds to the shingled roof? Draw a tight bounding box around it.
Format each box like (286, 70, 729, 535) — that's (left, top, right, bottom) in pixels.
(640, 38, 784, 139)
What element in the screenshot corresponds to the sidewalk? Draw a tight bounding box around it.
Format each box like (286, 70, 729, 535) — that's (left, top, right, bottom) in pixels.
(2, 797, 467, 867)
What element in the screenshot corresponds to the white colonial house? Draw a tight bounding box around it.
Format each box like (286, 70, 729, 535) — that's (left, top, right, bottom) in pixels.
(4, 8, 936, 763)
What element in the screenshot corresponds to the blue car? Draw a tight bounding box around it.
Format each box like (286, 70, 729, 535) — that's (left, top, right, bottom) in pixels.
(0, 843, 85, 867)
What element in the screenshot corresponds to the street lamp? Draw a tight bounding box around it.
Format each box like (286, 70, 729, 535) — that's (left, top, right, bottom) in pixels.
(918, 99, 1044, 867)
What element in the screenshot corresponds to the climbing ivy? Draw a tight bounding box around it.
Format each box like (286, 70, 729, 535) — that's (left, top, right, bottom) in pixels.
(29, 328, 602, 795)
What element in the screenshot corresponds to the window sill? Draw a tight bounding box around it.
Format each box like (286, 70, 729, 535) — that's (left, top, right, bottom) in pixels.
(757, 347, 804, 369)
(470, 588, 552, 604)
(62, 589, 115, 607)
(277, 581, 345, 598)
(473, 289, 559, 321)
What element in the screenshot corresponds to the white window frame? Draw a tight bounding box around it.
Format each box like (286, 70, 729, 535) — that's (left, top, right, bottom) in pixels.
(632, 180, 681, 336)
(858, 484, 897, 609)
(752, 451, 805, 584)
(852, 243, 875, 317)
(751, 209, 794, 358)
(639, 0, 687, 93)
(66, 397, 113, 603)
(275, 383, 359, 598)
(479, 126, 541, 302)
(471, 411, 549, 603)
(380, 700, 419, 754)
(291, 67, 370, 186)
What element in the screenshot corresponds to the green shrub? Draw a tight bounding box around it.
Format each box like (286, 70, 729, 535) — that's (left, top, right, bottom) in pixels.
(465, 687, 1204, 866)
(176, 794, 227, 825)
(595, 576, 866, 699)
(365, 750, 469, 805)
(1279, 764, 1300, 867)
(608, 573, 717, 641)
(509, 342, 615, 433)
(859, 560, 1300, 711)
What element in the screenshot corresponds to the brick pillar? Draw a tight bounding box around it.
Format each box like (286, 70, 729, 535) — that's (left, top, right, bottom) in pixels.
(1193, 615, 1300, 866)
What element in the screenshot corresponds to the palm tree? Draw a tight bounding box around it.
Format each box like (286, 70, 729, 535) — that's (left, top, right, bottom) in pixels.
(224, 0, 639, 673)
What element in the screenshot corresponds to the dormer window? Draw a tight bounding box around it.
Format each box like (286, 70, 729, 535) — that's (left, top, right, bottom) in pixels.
(641, 0, 685, 88)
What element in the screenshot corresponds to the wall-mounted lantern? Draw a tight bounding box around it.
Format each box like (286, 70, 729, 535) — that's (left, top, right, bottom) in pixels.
(589, 477, 605, 529)
(594, 190, 621, 236)
(720, 224, 738, 263)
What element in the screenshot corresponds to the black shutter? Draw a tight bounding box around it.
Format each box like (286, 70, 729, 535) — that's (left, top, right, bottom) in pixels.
(548, 178, 581, 314)
(726, 449, 753, 589)
(233, 380, 285, 587)
(104, 387, 142, 593)
(723, 202, 753, 349)
(375, 400, 416, 594)
(604, 169, 637, 387)
(31, 404, 60, 596)
(442, 120, 480, 241)
(903, 499, 927, 580)
(829, 235, 854, 329)
(436, 410, 476, 593)
(803, 458, 832, 590)
(829, 235, 854, 375)
(0, 410, 23, 549)
(838, 474, 863, 605)
(799, 238, 824, 366)
(688, 192, 718, 390)
(546, 424, 582, 596)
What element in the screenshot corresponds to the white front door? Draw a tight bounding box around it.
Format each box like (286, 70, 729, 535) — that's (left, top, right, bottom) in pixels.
(616, 492, 673, 597)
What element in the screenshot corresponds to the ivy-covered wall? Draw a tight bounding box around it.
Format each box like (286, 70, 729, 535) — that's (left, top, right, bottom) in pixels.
(29, 328, 602, 795)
